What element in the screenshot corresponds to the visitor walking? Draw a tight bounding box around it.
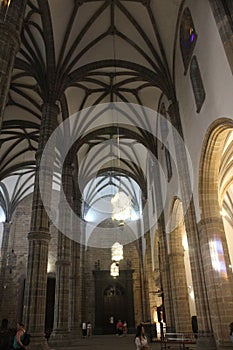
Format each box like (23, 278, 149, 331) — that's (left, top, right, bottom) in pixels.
(13, 322, 27, 350)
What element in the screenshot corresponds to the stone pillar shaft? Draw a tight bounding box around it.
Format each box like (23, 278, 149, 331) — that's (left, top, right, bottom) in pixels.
(169, 225, 191, 332)
(199, 216, 233, 346)
(209, 0, 233, 75)
(158, 224, 175, 331)
(0, 0, 27, 128)
(52, 163, 73, 336)
(0, 222, 11, 306)
(168, 101, 212, 335)
(23, 103, 58, 349)
(69, 198, 81, 333)
(141, 199, 151, 321)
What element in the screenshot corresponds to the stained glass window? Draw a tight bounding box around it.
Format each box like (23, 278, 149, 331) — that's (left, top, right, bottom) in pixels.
(180, 8, 197, 74)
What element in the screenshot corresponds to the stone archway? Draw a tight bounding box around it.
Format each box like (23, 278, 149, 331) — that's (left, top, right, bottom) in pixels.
(198, 118, 233, 346)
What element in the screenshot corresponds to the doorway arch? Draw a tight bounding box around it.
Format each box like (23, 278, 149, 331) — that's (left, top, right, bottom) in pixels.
(198, 118, 233, 344)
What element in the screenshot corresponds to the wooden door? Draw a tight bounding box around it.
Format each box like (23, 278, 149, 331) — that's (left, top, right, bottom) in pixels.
(103, 283, 127, 333)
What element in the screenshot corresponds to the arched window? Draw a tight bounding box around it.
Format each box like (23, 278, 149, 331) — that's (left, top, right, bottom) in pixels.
(190, 56, 206, 113)
(180, 8, 197, 74)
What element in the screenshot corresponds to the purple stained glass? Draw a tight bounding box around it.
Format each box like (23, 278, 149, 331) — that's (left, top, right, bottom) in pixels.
(190, 32, 195, 43)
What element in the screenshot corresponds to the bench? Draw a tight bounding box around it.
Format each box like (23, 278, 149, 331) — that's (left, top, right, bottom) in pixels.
(161, 332, 196, 350)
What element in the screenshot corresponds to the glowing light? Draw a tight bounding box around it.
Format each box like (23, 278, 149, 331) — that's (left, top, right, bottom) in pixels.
(182, 234, 189, 251)
(189, 27, 195, 42)
(0, 207, 6, 222)
(110, 262, 119, 277)
(209, 239, 227, 277)
(131, 210, 140, 221)
(111, 191, 131, 221)
(111, 242, 123, 262)
(188, 286, 195, 300)
(85, 211, 94, 222)
(220, 209, 228, 218)
(47, 261, 51, 273)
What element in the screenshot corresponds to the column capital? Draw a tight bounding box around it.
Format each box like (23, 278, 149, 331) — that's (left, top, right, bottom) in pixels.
(41, 102, 60, 115)
(55, 260, 71, 267)
(199, 216, 222, 227)
(3, 221, 12, 230)
(28, 231, 51, 242)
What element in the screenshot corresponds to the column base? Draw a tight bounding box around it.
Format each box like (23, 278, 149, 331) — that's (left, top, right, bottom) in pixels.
(48, 329, 79, 347)
(69, 327, 82, 337)
(196, 331, 216, 350)
(27, 336, 50, 350)
(217, 340, 233, 350)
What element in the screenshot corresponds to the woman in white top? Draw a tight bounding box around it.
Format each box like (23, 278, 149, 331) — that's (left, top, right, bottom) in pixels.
(135, 324, 149, 350)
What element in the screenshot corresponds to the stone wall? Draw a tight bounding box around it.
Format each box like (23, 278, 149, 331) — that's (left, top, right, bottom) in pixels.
(0, 194, 58, 328)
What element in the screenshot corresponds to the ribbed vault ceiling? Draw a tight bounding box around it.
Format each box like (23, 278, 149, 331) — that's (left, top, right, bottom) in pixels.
(1, 0, 182, 220)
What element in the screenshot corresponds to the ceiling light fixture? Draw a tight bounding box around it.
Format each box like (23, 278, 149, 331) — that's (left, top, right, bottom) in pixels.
(111, 241, 123, 262)
(110, 262, 119, 278)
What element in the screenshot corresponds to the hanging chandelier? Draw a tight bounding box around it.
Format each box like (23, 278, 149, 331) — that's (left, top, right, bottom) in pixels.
(110, 262, 119, 278)
(111, 241, 123, 262)
(111, 190, 131, 221)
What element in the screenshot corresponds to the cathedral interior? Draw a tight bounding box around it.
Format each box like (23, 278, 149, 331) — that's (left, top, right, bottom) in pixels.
(0, 0, 233, 349)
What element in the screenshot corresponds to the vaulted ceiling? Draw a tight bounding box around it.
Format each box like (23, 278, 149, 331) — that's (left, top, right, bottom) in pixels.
(1, 0, 183, 219)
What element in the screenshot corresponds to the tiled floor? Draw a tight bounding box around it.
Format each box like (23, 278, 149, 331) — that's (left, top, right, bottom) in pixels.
(52, 334, 162, 350)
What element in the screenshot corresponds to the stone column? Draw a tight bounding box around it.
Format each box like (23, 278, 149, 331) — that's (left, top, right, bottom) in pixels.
(137, 224, 146, 322)
(51, 162, 73, 342)
(152, 154, 175, 330)
(0, 0, 27, 128)
(69, 197, 81, 336)
(169, 224, 192, 332)
(209, 0, 233, 75)
(158, 221, 175, 332)
(142, 199, 152, 321)
(168, 100, 215, 347)
(0, 222, 11, 305)
(144, 231, 155, 321)
(80, 238, 87, 322)
(199, 216, 233, 347)
(23, 103, 59, 350)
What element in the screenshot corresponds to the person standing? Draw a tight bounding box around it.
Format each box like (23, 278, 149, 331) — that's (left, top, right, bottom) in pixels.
(82, 322, 87, 338)
(87, 322, 92, 337)
(116, 319, 123, 336)
(135, 324, 149, 350)
(123, 321, 128, 336)
(13, 322, 27, 350)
